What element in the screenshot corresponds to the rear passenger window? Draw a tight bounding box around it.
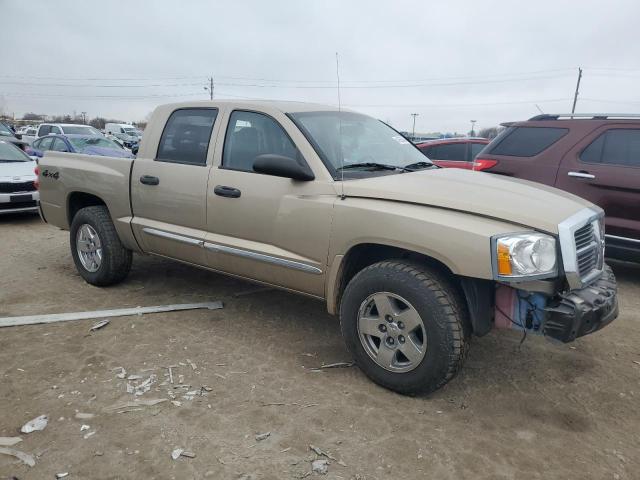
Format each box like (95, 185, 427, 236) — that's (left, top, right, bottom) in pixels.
(156, 108, 218, 165)
(39, 125, 51, 136)
(470, 143, 486, 159)
(222, 110, 302, 172)
(581, 129, 640, 167)
(489, 127, 568, 157)
(429, 143, 467, 161)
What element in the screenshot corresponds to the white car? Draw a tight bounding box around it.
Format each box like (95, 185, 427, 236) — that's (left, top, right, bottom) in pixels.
(18, 126, 38, 145)
(37, 123, 102, 138)
(0, 140, 39, 214)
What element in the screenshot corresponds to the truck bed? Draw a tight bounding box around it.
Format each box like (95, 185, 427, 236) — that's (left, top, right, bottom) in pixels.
(38, 152, 139, 251)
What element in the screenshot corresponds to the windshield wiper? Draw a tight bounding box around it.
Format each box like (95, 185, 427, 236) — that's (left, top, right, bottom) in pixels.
(337, 162, 410, 172)
(403, 161, 438, 171)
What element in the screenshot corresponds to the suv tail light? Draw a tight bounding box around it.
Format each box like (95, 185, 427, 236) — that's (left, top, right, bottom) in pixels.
(473, 157, 498, 171)
(34, 166, 40, 190)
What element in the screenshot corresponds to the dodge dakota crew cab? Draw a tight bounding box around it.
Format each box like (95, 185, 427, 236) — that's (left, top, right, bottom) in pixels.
(38, 100, 619, 394)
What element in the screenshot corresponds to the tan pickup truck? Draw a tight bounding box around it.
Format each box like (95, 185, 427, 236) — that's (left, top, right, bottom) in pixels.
(38, 100, 618, 394)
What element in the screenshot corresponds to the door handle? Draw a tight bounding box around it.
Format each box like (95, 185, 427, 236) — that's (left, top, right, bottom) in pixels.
(139, 175, 160, 185)
(568, 171, 595, 179)
(214, 185, 241, 198)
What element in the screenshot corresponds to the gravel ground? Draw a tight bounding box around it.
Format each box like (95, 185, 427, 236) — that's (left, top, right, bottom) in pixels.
(1, 212, 639, 480)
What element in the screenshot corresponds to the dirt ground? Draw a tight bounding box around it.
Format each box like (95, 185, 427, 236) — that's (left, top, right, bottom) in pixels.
(0, 213, 639, 480)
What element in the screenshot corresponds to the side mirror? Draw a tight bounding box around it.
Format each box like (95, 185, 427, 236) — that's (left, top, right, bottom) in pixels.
(253, 154, 314, 181)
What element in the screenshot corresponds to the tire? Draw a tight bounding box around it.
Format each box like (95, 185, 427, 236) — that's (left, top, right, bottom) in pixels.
(340, 260, 469, 395)
(70, 205, 132, 286)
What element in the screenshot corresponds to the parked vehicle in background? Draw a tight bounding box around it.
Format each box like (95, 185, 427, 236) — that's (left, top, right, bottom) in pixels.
(18, 126, 38, 145)
(475, 114, 640, 262)
(0, 140, 39, 214)
(37, 100, 618, 395)
(30, 134, 134, 159)
(36, 123, 102, 138)
(105, 123, 141, 148)
(416, 137, 489, 169)
(0, 122, 31, 152)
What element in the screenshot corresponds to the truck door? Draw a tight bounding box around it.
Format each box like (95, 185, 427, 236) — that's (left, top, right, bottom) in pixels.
(204, 109, 334, 297)
(130, 107, 221, 266)
(555, 125, 640, 245)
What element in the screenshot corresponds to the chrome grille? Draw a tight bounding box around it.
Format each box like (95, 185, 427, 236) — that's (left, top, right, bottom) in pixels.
(574, 221, 601, 279)
(559, 208, 605, 290)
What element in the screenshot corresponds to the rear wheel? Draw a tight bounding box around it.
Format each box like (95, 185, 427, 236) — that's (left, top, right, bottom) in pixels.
(340, 260, 469, 395)
(70, 206, 132, 286)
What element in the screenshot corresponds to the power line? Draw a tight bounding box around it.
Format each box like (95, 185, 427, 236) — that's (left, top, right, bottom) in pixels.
(343, 98, 573, 108)
(0, 67, 575, 84)
(0, 81, 204, 88)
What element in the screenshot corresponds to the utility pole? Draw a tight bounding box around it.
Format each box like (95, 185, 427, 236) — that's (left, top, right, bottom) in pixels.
(411, 113, 419, 140)
(571, 67, 582, 115)
(470, 120, 477, 137)
(204, 76, 214, 100)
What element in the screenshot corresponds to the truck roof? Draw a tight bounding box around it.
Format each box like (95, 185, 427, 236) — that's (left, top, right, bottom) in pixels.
(159, 99, 346, 114)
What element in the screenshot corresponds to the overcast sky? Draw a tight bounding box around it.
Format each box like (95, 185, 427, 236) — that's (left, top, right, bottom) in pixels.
(1, 0, 639, 133)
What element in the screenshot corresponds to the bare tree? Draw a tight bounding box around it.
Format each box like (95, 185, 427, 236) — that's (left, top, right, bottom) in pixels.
(478, 126, 502, 139)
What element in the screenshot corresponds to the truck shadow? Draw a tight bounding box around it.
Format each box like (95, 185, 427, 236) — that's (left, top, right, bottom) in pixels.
(122, 253, 631, 419)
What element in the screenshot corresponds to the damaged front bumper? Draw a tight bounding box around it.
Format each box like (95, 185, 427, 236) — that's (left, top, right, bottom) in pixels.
(494, 264, 618, 343)
(544, 265, 618, 342)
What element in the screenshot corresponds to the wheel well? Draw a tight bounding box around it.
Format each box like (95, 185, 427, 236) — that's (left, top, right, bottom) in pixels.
(337, 243, 455, 304)
(335, 243, 486, 335)
(67, 192, 106, 225)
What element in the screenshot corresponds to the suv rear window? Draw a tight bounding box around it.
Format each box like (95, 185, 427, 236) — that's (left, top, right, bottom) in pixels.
(488, 126, 568, 157)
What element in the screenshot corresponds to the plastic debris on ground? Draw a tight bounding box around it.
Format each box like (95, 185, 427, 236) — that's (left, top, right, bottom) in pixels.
(21, 415, 48, 433)
(255, 432, 271, 441)
(0, 437, 22, 447)
(309, 444, 347, 466)
(311, 459, 329, 475)
(75, 412, 95, 420)
(0, 447, 36, 467)
(0, 301, 223, 328)
(90, 319, 110, 331)
(171, 448, 184, 460)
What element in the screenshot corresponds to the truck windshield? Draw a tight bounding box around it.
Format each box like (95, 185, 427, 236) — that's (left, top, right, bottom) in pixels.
(289, 111, 433, 177)
(64, 126, 100, 135)
(0, 123, 14, 137)
(69, 136, 123, 151)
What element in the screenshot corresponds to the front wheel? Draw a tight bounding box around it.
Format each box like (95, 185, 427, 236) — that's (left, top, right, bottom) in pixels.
(70, 205, 132, 286)
(340, 260, 469, 395)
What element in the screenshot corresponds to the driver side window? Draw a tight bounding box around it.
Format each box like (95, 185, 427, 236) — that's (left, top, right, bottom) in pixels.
(222, 110, 301, 172)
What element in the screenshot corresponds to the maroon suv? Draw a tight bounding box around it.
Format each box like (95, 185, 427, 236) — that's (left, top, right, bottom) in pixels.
(475, 114, 640, 262)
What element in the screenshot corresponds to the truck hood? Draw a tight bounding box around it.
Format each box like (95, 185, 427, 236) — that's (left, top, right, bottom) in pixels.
(342, 168, 595, 233)
(0, 159, 37, 180)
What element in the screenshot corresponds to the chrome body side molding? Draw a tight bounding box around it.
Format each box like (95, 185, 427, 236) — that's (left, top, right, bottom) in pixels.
(142, 227, 204, 247)
(204, 242, 322, 274)
(141, 227, 322, 275)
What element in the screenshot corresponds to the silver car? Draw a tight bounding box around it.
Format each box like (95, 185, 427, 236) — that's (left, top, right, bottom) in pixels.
(0, 140, 39, 214)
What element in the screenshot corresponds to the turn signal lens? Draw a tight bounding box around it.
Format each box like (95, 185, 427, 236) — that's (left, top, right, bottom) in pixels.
(497, 242, 512, 275)
(34, 166, 40, 190)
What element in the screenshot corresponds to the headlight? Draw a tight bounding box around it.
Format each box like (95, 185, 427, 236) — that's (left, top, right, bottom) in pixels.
(493, 233, 557, 279)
